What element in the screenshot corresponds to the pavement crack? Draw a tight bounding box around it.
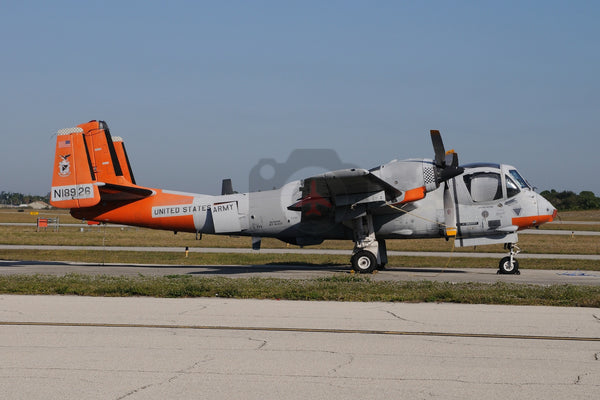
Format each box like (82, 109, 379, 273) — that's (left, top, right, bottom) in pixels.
(115, 383, 154, 400)
(384, 310, 423, 324)
(248, 337, 268, 350)
(177, 305, 207, 316)
(117, 355, 214, 398)
(167, 358, 211, 383)
(574, 372, 591, 385)
(593, 314, 600, 323)
(328, 354, 355, 375)
(595, 353, 599, 361)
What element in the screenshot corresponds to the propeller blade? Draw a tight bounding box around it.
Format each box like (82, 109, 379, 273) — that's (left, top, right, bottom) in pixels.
(443, 183, 457, 237)
(444, 150, 459, 168)
(430, 130, 446, 167)
(430, 131, 464, 183)
(450, 151, 459, 168)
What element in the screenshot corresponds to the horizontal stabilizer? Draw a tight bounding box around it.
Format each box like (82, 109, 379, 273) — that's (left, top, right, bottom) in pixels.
(97, 183, 154, 201)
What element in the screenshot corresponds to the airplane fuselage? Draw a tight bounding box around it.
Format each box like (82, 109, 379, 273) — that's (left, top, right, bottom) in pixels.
(72, 162, 555, 249)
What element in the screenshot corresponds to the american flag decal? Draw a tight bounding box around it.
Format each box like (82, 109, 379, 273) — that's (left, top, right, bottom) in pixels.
(58, 140, 71, 148)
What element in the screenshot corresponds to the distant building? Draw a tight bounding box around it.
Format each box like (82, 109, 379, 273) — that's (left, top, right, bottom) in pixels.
(28, 201, 50, 210)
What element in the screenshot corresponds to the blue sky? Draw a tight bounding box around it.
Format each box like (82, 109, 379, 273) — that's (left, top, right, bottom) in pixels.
(1, 1, 599, 196)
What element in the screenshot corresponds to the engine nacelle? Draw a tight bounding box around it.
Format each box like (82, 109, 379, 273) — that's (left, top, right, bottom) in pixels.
(370, 158, 439, 204)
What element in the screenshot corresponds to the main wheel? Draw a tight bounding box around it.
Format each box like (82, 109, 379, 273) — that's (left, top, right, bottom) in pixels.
(351, 250, 377, 274)
(498, 256, 520, 274)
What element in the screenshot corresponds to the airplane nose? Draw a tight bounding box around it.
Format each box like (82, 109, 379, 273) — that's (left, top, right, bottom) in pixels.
(537, 193, 557, 222)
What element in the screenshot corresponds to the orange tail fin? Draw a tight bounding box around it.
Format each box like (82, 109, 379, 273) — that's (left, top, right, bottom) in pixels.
(112, 136, 136, 184)
(50, 127, 101, 208)
(78, 120, 131, 186)
(51, 120, 154, 210)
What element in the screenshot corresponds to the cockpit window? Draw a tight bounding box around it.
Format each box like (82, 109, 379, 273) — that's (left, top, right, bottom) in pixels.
(509, 169, 530, 189)
(463, 172, 503, 202)
(506, 176, 520, 198)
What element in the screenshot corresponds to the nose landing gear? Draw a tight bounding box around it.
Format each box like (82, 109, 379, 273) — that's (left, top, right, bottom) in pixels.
(498, 243, 520, 275)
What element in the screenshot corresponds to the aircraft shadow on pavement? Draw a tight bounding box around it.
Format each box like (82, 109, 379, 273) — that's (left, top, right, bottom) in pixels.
(183, 265, 469, 275)
(0, 260, 467, 276)
(0, 260, 75, 267)
(392, 268, 467, 274)
(185, 263, 347, 275)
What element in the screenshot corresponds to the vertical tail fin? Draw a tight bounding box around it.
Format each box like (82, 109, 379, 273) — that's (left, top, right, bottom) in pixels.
(78, 120, 130, 185)
(50, 127, 101, 208)
(112, 136, 137, 184)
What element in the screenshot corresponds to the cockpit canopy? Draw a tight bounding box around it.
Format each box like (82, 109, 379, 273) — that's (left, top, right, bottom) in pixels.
(458, 163, 531, 203)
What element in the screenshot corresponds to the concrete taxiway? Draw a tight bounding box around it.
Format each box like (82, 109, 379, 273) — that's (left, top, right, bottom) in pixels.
(0, 295, 598, 399)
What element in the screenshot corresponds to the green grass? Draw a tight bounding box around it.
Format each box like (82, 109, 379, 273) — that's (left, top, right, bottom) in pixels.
(0, 274, 598, 307)
(1, 208, 599, 306)
(2, 224, 600, 256)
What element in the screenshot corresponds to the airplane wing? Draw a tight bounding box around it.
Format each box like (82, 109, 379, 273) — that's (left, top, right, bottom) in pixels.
(288, 168, 423, 221)
(311, 168, 401, 196)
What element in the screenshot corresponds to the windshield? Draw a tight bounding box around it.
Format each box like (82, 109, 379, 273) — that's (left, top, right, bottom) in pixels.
(506, 176, 520, 198)
(509, 169, 530, 189)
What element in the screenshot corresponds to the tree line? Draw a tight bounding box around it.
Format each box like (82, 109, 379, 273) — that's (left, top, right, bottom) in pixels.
(540, 190, 600, 211)
(0, 191, 50, 206)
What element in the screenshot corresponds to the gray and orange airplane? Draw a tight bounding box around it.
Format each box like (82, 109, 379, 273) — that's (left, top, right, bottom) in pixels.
(51, 120, 556, 274)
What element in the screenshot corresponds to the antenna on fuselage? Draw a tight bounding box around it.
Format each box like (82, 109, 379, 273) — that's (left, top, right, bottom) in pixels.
(221, 179, 235, 195)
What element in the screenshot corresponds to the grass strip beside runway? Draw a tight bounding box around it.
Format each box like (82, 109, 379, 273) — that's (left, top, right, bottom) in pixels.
(0, 274, 598, 307)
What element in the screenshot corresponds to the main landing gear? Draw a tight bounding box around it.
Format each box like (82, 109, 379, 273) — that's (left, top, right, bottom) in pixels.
(498, 243, 520, 275)
(350, 215, 387, 274)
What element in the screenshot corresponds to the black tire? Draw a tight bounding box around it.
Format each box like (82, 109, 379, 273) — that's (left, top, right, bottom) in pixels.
(351, 251, 377, 274)
(498, 256, 519, 274)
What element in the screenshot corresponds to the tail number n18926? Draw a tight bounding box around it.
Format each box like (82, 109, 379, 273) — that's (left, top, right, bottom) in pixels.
(51, 184, 94, 201)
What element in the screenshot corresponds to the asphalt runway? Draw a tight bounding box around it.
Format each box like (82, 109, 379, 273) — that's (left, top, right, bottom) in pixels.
(0, 296, 598, 399)
(1, 259, 599, 286)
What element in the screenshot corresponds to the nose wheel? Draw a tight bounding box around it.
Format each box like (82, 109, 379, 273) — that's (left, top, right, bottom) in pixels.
(498, 243, 520, 275)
